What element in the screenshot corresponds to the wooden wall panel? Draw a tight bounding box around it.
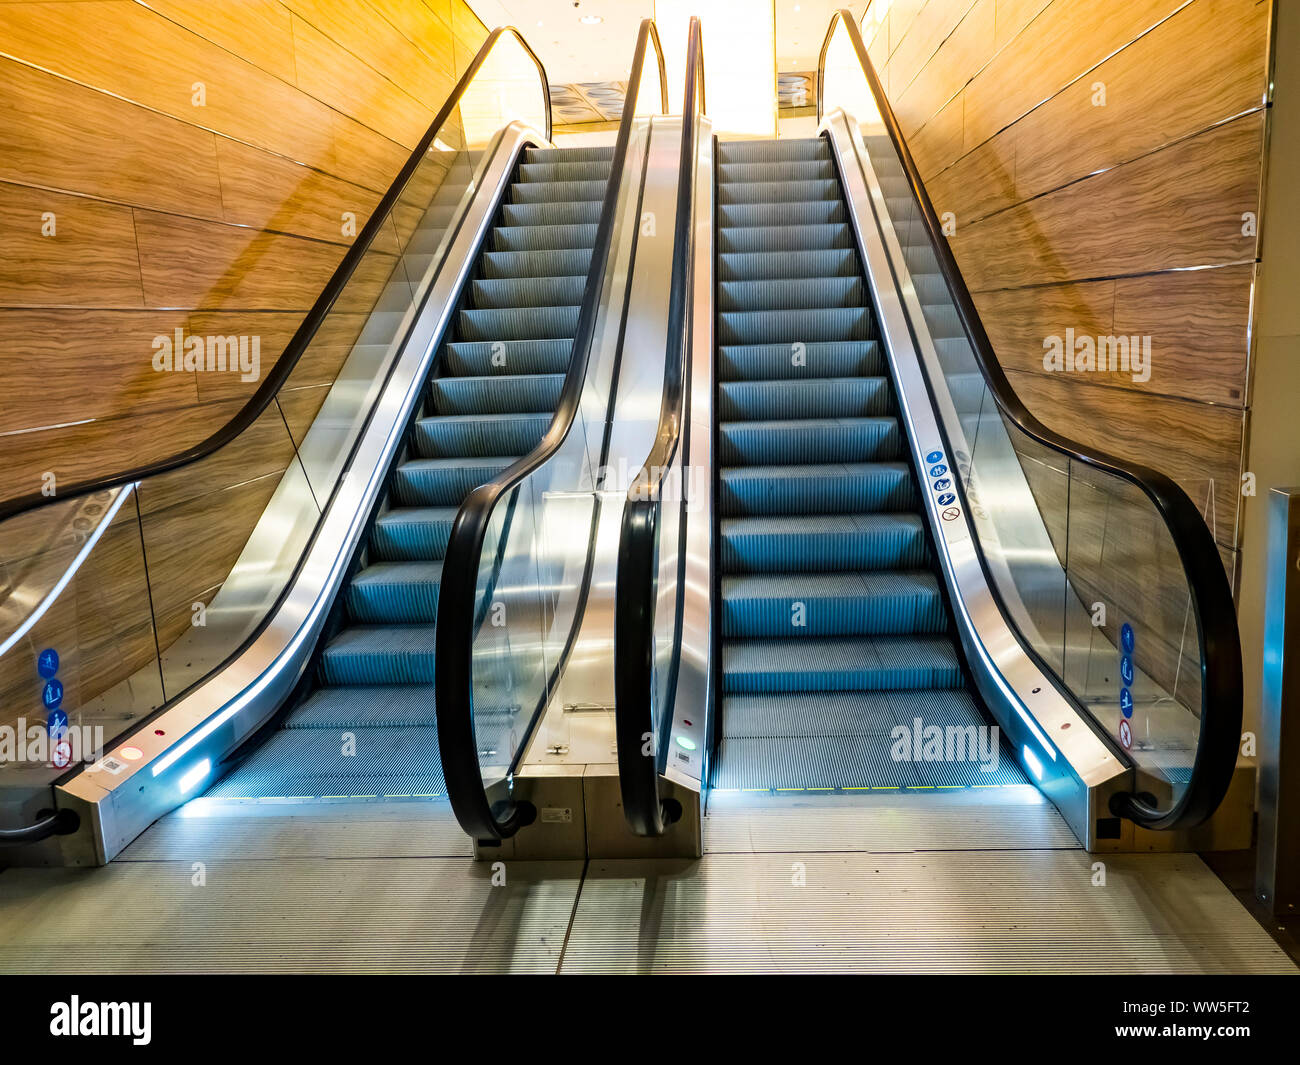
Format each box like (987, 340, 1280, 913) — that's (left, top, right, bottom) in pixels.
(948, 112, 1262, 290)
(959, 0, 1186, 151)
(0, 59, 226, 219)
(0, 0, 481, 508)
(0, 182, 146, 307)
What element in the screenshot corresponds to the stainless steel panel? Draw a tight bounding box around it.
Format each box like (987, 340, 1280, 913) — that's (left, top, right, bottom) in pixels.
(1257, 486, 1300, 913)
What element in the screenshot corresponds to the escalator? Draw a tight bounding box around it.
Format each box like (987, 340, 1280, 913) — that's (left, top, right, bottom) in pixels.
(0, 19, 676, 864)
(711, 136, 1018, 791)
(207, 147, 613, 802)
(615, 10, 1243, 852)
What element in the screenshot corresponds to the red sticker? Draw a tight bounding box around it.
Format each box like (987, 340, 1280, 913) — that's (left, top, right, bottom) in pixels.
(1118, 719, 1132, 750)
(941, 507, 961, 521)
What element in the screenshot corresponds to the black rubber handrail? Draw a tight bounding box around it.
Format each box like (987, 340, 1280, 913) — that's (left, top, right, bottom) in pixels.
(0, 808, 79, 847)
(0, 26, 551, 527)
(615, 17, 705, 837)
(436, 20, 669, 842)
(818, 8, 1242, 830)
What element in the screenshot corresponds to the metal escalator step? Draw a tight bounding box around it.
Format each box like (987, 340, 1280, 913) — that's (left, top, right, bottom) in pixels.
(444, 338, 573, 375)
(492, 223, 598, 252)
(480, 248, 593, 279)
(429, 373, 564, 415)
(718, 340, 884, 380)
(722, 690, 901, 738)
(517, 160, 614, 182)
(392, 456, 518, 506)
(347, 561, 443, 624)
(922, 302, 964, 340)
(721, 635, 963, 693)
(509, 179, 608, 204)
(719, 223, 853, 253)
(319, 625, 439, 686)
(878, 173, 913, 200)
(721, 570, 945, 637)
(284, 685, 439, 729)
(719, 462, 916, 516)
(718, 307, 873, 344)
(719, 278, 864, 312)
(718, 159, 834, 183)
(205, 725, 446, 800)
(712, 735, 923, 791)
(719, 377, 891, 419)
(719, 200, 847, 228)
(412, 411, 551, 458)
(719, 416, 902, 464)
(470, 274, 586, 309)
(717, 138, 828, 163)
(371, 506, 459, 561)
(718, 179, 840, 205)
(500, 200, 603, 227)
(718, 249, 858, 281)
(911, 272, 950, 304)
(457, 305, 580, 341)
(903, 242, 940, 276)
(525, 145, 615, 163)
(720, 513, 928, 573)
(864, 134, 904, 173)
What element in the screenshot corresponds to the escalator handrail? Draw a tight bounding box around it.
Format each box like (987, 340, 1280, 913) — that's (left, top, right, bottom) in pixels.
(0, 26, 551, 527)
(817, 8, 1241, 831)
(615, 17, 705, 837)
(436, 20, 670, 841)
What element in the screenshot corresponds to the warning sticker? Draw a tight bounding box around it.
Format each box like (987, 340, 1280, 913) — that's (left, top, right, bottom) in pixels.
(942, 507, 961, 521)
(1118, 719, 1132, 750)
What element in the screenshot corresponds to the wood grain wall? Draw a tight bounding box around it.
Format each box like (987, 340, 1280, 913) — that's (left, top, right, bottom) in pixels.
(0, 0, 494, 728)
(0, 0, 490, 505)
(865, 0, 1270, 579)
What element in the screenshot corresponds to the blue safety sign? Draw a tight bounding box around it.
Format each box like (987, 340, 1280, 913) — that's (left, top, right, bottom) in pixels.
(938, 493, 956, 506)
(37, 648, 59, 679)
(1120, 623, 1135, 654)
(47, 707, 69, 740)
(1120, 656, 1134, 687)
(925, 450, 944, 464)
(1120, 688, 1133, 718)
(929, 464, 947, 478)
(42, 678, 64, 711)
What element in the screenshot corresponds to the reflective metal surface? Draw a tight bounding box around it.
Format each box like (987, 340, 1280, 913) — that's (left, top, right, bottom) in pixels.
(660, 122, 714, 794)
(1257, 486, 1300, 913)
(55, 124, 540, 863)
(822, 110, 1128, 848)
(517, 116, 687, 770)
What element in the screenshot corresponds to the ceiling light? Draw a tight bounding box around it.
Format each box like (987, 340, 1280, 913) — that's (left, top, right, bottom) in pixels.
(580, 14, 603, 24)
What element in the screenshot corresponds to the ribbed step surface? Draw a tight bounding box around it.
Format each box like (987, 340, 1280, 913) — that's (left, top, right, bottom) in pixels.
(711, 136, 984, 793)
(211, 144, 607, 802)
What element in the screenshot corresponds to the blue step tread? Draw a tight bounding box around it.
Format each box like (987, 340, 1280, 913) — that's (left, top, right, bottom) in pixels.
(371, 506, 458, 561)
(722, 635, 964, 693)
(720, 513, 928, 572)
(719, 462, 916, 516)
(347, 561, 443, 624)
(319, 625, 439, 686)
(721, 570, 944, 637)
